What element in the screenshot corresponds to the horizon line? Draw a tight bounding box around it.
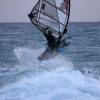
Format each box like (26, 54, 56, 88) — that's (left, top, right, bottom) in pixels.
(0, 21, 100, 24)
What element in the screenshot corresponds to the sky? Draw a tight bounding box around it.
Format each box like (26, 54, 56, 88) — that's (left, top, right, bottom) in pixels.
(0, 0, 100, 22)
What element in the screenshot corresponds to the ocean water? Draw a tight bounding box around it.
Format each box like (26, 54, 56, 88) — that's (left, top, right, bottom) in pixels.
(0, 22, 100, 100)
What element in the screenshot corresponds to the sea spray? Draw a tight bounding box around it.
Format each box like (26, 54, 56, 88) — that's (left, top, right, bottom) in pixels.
(14, 47, 73, 71)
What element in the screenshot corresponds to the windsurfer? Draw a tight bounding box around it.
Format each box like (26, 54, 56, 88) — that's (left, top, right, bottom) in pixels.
(38, 27, 69, 61)
(43, 28, 61, 50)
(28, 0, 70, 60)
(43, 27, 68, 50)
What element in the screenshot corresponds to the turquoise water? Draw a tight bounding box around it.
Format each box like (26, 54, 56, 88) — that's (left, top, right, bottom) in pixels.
(0, 23, 100, 100)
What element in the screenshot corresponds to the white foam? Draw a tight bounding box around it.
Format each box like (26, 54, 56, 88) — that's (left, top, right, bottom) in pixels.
(0, 48, 100, 100)
(0, 67, 100, 100)
(14, 47, 73, 71)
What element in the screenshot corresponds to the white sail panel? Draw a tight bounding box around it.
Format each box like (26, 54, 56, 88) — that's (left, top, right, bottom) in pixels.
(41, 0, 59, 21)
(39, 13, 60, 32)
(59, 24, 64, 32)
(57, 9, 66, 25)
(55, 0, 64, 8)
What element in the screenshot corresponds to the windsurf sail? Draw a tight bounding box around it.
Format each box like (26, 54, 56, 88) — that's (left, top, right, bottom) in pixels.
(28, 0, 70, 39)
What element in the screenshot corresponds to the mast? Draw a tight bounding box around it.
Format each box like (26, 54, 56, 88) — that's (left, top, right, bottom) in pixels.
(62, 0, 70, 36)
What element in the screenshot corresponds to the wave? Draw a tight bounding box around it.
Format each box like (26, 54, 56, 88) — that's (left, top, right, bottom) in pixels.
(0, 47, 100, 100)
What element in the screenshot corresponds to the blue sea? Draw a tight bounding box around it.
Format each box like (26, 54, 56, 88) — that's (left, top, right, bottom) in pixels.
(0, 22, 100, 100)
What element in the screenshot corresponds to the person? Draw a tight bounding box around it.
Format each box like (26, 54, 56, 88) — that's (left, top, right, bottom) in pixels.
(43, 27, 62, 51)
(43, 27, 70, 51)
(38, 27, 61, 60)
(38, 27, 70, 61)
